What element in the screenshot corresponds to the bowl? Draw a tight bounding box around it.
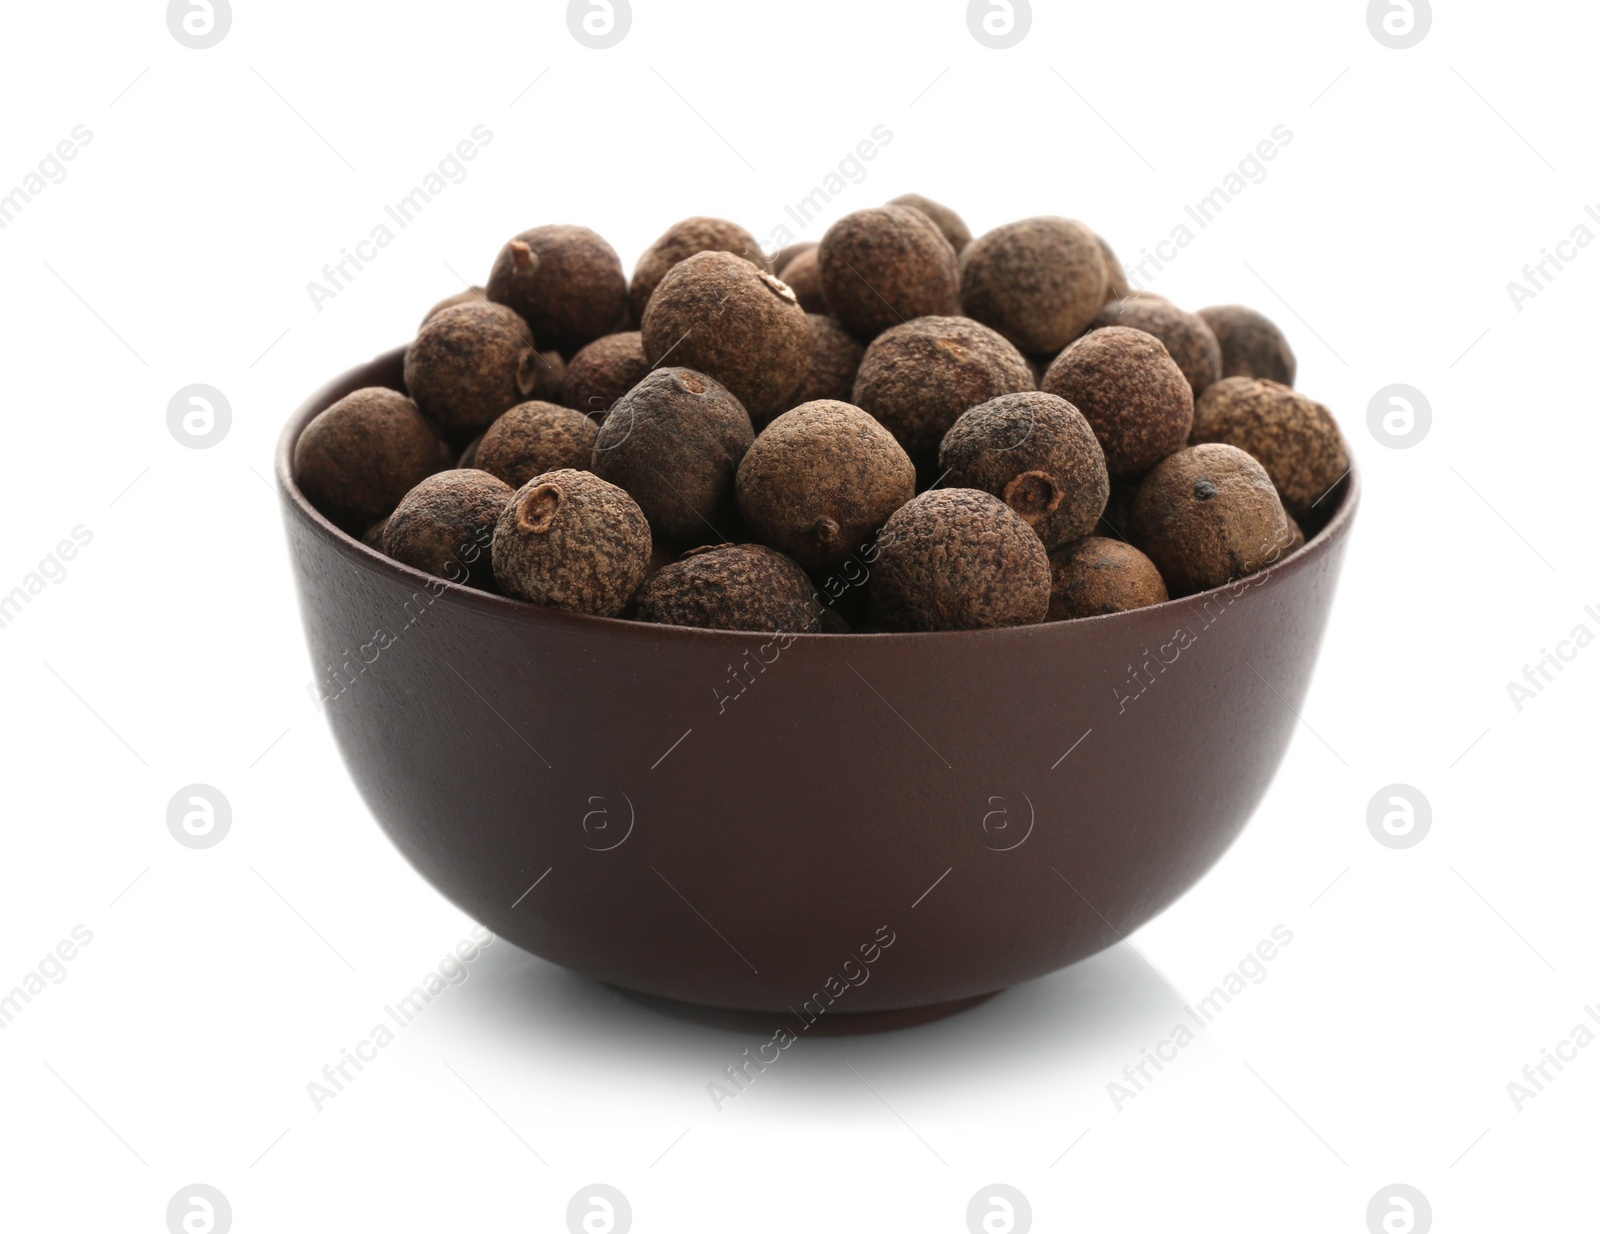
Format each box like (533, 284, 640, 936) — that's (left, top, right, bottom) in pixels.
(277, 346, 1358, 1031)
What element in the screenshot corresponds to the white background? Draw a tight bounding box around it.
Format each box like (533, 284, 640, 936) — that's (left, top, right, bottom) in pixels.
(1, 1, 1595, 1230)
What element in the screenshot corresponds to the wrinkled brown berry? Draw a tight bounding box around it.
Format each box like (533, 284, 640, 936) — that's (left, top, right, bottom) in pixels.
(888, 193, 972, 253)
(871, 489, 1049, 630)
(736, 400, 915, 573)
(634, 544, 820, 632)
(295, 388, 443, 532)
(405, 301, 539, 440)
(491, 469, 650, 615)
(938, 392, 1109, 551)
(383, 469, 511, 590)
(852, 315, 1034, 468)
(1197, 305, 1297, 386)
(784, 315, 865, 412)
(487, 224, 628, 354)
(630, 217, 763, 322)
(1093, 299, 1221, 398)
(1097, 235, 1130, 303)
(1190, 377, 1348, 518)
(421, 285, 485, 326)
(1129, 444, 1292, 595)
(768, 240, 816, 274)
(590, 367, 754, 543)
(640, 251, 812, 419)
(778, 247, 827, 313)
(1042, 327, 1193, 480)
(476, 401, 599, 490)
(562, 332, 651, 419)
(818, 205, 960, 341)
(959, 217, 1108, 353)
(1046, 537, 1167, 620)
(530, 350, 566, 403)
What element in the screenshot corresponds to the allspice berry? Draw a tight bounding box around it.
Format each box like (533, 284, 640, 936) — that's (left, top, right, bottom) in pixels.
(383, 469, 512, 591)
(1189, 377, 1348, 519)
(1096, 235, 1131, 302)
(421, 285, 485, 326)
(487, 224, 628, 354)
(295, 388, 443, 532)
(852, 315, 1034, 468)
(768, 240, 816, 275)
(938, 392, 1109, 551)
(630, 216, 763, 322)
(871, 489, 1050, 631)
(1046, 537, 1168, 620)
(1041, 327, 1193, 480)
(641, 251, 812, 419)
(817, 205, 960, 341)
(784, 315, 865, 411)
(1197, 305, 1297, 386)
(778, 247, 827, 313)
(530, 350, 567, 403)
(959, 217, 1108, 353)
(888, 193, 971, 254)
(476, 401, 599, 490)
(1092, 299, 1221, 398)
(1129, 443, 1291, 595)
(736, 400, 915, 573)
(562, 332, 650, 419)
(405, 301, 539, 440)
(491, 469, 651, 616)
(634, 544, 820, 632)
(591, 367, 755, 543)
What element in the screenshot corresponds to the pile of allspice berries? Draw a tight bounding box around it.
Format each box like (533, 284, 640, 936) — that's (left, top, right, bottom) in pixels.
(295, 198, 1350, 633)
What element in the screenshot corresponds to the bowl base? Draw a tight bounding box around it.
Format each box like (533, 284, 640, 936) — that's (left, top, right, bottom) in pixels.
(608, 986, 999, 1035)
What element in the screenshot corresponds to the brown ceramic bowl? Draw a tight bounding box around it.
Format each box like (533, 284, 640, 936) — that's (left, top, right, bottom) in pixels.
(278, 346, 1358, 1030)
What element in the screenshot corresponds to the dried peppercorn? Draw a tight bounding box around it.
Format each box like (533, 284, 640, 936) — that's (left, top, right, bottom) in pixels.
(959, 217, 1108, 353)
(1046, 537, 1167, 619)
(1197, 305, 1296, 386)
(630, 216, 764, 322)
(870, 488, 1050, 630)
(383, 469, 512, 590)
(817, 205, 960, 341)
(1092, 298, 1222, 398)
(476, 401, 599, 490)
(404, 301, 539, 440)
(1041, 327, 1193, 480)
(633, 544, 821, 632)
(562, 331, 651, 420)
(590, 367, 754, 543)
(852, 315, 1033, 469)
(491, 469, 651, 615)
(640, 251, 812, 419)
(295, 387, 443, 532)
(938, 392, 1109, 551)
(736, 399, 915, 573)
(1190, 377, 1348, 519)
(486, 224, 629, 354)
(1128, 443, 1292, 595)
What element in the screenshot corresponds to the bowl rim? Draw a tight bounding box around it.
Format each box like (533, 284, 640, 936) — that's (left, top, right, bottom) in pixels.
(276, 344, 1361, 645)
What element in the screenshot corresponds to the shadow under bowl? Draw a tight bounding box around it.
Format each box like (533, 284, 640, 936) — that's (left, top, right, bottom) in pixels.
(277, 346, 1359, 1030)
